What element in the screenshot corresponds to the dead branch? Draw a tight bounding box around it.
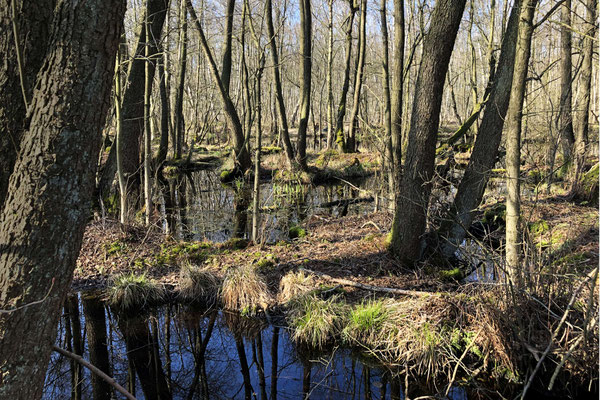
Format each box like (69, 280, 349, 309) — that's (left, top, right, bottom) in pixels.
(53, 345, 137, 400)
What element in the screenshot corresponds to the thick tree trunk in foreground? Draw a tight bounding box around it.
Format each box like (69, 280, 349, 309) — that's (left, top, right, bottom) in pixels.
(296, 0, 312, 169)
(0, 1, 124, 398)
(505, 0, 537, 284)
(0, 0, 55, 209)
(439, 0, 521, 258)
(388, 0, 466, 265)
(266, 0, 296, 167)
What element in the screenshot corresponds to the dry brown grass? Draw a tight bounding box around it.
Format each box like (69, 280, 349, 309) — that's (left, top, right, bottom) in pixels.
(278, 270, 316, 303)
(178, 262, 221, 304)
(222, 266, 272, 315)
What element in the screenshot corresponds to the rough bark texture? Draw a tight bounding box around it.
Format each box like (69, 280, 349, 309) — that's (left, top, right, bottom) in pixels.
(388, 0, 466, 265)
(0, 1, 125, 398)
(0, 0, 55, 209)
(380, 0, 393, 197)
(439, 0, 521, 258)
(296, 0, 312, 169)
(505, 0, 537, 283)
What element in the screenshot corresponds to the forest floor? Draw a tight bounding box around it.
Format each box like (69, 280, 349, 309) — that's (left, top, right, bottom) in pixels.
(74, 195, 598, 294)
(74, 194, 598, 395)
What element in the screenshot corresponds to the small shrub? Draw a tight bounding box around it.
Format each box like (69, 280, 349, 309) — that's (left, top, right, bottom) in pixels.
(288, 225, 307, 239)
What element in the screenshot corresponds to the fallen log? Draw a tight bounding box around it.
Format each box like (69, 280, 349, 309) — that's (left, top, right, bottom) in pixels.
(319, 196, 374, 208)
(300, 268, 438, 297)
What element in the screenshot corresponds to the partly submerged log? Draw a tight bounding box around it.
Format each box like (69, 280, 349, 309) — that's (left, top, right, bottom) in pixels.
(318, 196, 374, 208)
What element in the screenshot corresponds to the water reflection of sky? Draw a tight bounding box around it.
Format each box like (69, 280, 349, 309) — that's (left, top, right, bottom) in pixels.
(160, 170, 380, 243)
(44, 297, 468, 400)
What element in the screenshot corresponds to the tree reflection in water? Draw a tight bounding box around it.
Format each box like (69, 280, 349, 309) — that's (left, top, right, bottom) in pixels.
(45, 295, 468, 399)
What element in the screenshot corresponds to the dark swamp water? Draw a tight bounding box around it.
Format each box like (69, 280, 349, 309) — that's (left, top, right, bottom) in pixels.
(156, 169, 382, 243)
(44, 294, 468, 400)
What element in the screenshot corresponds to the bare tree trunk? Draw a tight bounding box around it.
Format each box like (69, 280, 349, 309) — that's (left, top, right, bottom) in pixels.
(380, 0, 393, 200)
(557, 0, 575, 172)
(266, 0, 296, 167)
(174, 0, 188, 159)
(326, 0, 335, 149)
(0, 1, 124, 397)
(347, 0, 367, 153)
(573, 0, 597, 187)
(98, 0, 168, 205)
(439, 0, 521, 258)
(187, 0, 252, 174)
(297, 0, 312, 169)
(388, 0, 467, 265)
(390, 0, 405, 208)
(505, 0, 537, 285)
(335, 1, 357, 152)
(155, 49, 171, 167)
(144, 18, 153, 226)
(221, 0, 236, 94)
(115, 43, 129, 224)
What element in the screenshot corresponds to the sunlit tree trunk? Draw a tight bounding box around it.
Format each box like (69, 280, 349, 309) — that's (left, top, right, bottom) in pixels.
(391, 0, 405, 207)
(347, 0, 367, 153)
(326, 0, 335, 149)
(439, 0, 521, 258)
(573, 0, 597, 187)
(297, 0, 312, 169)
(388, 0, 467, 265)
(505, 0, 537, 284)
(380, 0, 393, 200)
(557, 0, 575, 173)
(174, 0, 188, 160)
(336, 1, 357, 152)
(144, 18, 153, 226)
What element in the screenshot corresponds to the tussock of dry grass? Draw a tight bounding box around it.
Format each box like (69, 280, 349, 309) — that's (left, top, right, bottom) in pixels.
(278, 270, 316, 303)
(178, 263, 220, 303)
(222, 266, 271, 315)
(107, 273, 165, 311)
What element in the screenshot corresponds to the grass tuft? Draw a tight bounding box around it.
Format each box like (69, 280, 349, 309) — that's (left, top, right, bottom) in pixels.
(178, 263, 220, 303)
(287, 293, 344, 348)
(107, 273, 164, 311)
(222, 266, 271, 315)
(278, 271, 316, 303)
